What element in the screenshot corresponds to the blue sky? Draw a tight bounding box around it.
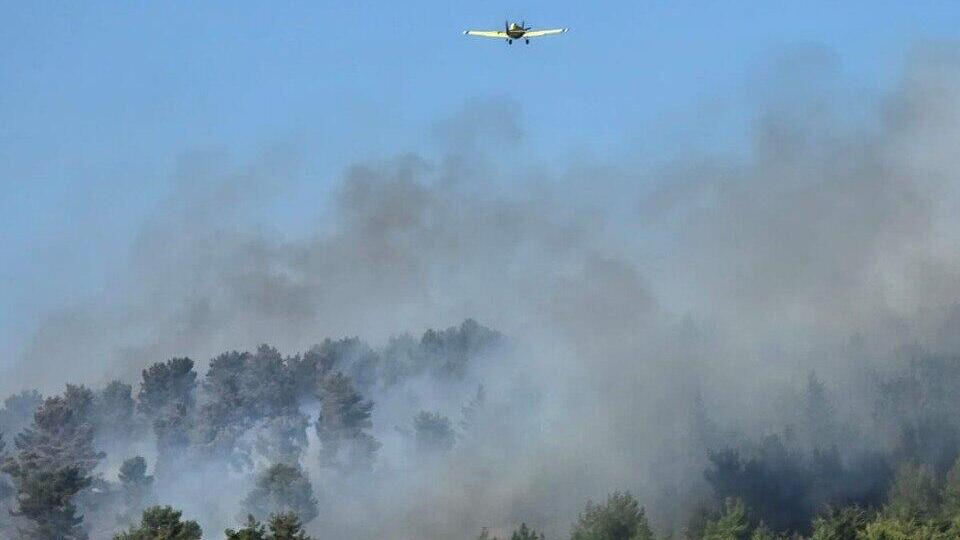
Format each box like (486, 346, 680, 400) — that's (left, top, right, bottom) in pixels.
(2, 0, 960, 360)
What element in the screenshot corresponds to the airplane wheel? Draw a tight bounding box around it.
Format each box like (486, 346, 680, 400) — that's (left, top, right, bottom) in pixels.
(508, 39, 513, 44)
(525, 39, 530, 44)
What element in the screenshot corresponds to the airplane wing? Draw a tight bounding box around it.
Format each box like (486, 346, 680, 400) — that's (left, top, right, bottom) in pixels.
(463, 30, 509, 39)
(523, 28, 568, 38)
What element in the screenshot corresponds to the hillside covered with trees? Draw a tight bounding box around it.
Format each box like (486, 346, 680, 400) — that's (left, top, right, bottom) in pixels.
(3, 319, 960, 539)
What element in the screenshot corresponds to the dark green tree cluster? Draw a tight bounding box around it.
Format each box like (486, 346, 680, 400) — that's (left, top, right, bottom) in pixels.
(571, 491, 655, 540)
(113, 506, 201, 540)
(2, 393, 104, 539)
(381, 319, 504, 384)
(196, 346, 308, 466)
(20, 320, 960, 540)
(0, 320, 498, 539)
(471, 468, 960, 539)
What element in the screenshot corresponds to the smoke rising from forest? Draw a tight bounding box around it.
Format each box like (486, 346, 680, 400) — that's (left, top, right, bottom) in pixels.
(5, 46, 960, 539)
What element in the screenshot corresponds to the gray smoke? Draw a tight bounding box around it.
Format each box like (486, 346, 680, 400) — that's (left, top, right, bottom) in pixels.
(7, 46, 960, 538)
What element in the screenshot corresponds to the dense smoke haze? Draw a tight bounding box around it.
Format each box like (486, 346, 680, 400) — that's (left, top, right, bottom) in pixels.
(5, 46, 960, 539)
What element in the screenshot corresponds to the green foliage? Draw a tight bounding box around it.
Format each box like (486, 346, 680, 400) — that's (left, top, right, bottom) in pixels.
(381, 320, 502, 384)
(511, 522, 546, 540)
(225, 515, 267, 540)
(885, 463, 941, 522)
(571, 491, 654, 540)
(254, 413, 311, 466)
(683, 506, 714, 540)
(197, 347, 308, 465)
(138, 358, 198, 468)
(119, 456, 152, 487)
(810, 506, 870, 540)
(62, 385, 95, 426)
(138, 358, 198, 418)
(6, 466, 91, 540)
(941, 455, 960, 517)
(420, 319, 502, 379)
(241, 463, 319, 525)
(113, 505, 202, 540)
(316, 372, 380, 471)
(856, 516, 953, 540)
(315, 337, 381, 393)
(702, 498, 749, 540)
(2, 391, 105, 539)
(266, 512, 313, 540)
(95, 380, 139, 441)
(706, 438, 811, 533)
(15, 394, 104, 474)
(747, 522, 780, 540)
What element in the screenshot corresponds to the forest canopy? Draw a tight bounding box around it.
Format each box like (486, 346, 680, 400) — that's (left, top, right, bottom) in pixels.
(2, 318, 960, 539)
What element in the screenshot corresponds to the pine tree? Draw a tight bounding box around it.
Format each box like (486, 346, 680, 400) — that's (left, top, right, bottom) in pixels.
(225, 515, 267, 540)
(113, 506, 202, 540)
(315, 373, 380, 471)
(138, 358, 198, 471)
(241, 464, 319, 525)
(885, 463, 941, 522)
(748, 522, 781, 540)
(942, 456, 960, 517)
(138, 358, 198, 419)
(810, 506, 870, 540)
(4, 466, 91, 540)
(95, 381, 139, 443)
(571, 491, 655, 540)
(3, 394, 104, 540)
(198, 347, 306, 464)
(266, 512, 312, 540)
(511, 522, 545, 540)
(703, 498, 749, 540)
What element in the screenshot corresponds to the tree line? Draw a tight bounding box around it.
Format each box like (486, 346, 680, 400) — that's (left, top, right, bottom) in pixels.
(0, 320, 501, 539)
(3, 319, 960, 538)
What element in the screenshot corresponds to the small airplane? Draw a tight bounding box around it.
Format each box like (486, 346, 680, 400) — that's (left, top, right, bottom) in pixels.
(464, 21, 567, 44)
